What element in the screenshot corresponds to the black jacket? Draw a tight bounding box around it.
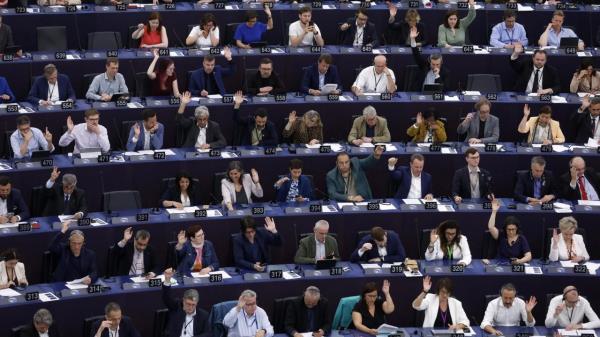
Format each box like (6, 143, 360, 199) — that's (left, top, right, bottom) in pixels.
(246, 71, 286, 96)
(510, 56, 561, 94)
(114, 241, 159, 276)
(570, 109, 598, 144)
(176, 114, 227, 149)
(90, 316, 140, 337)
(43, 184, 87, 217)
(560, 168, 600, 201)
(339, 19, 379, 47)
(19, 323, 61, 337)
(284, 296, 331, 336)
(513, 169, 558, 203)
(159, 185, 202, 208)
(386, 21, 427, 46)
(2, 188, 30, 220)
(162, 284, 211, 337)
(233, 107, 279, 146)
(451, 166, 494, 199)
(411, 46, 450, 91)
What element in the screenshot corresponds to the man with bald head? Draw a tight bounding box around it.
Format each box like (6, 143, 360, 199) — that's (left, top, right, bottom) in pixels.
(545, 285, 600, 329)
(560, 156, 600, 201)
(352, 55, 396, 95)
(285, 286, 331, 337)
(295, 220, 339, 264)
(48, 221, 97, 284)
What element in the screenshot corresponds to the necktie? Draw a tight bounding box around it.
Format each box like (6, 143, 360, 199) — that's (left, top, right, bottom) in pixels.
(192, 247, 203, 272)
(578, 176, 588, 200)
(64, 194, 70, 214)
(532, 69, 539, 93)
(591, 118, 597, 138)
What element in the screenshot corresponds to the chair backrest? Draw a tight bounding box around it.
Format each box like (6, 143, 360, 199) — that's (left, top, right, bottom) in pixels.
(103, 190, 142, 213)
(543, 227, 587, 260)
(225, 23, 241, 45)
(128, 26, 140, 48)
(332, 295, 360, 330)
(485, 294, 497, 306)
(419, 229, 432, 259)
(153, 308, 169, 337)
(466, 74, 502, 93)
(481, 230, 498, 259)
(106, 245, 119, 277)
(11, 324, 27, 337)
(81, 73, 100, 98)
(403, 65, 421, 91)
(355, 230, 371, 247)
(120, 120, 137, 150)
(2, 130, 13, 159)
(37, 26, 67, 51)
(272, 296, 297, 333)
(164, 241, 178, 270)
(160, 177, 201, 196)
(212, 172, 227, 204)
(283, 22, 291, 46)
(30, 185, 47, 217)
(41, 250, 56, 283)
(209, 300, 238, 337)
(244, 68, 257, 93)
(87, 31, 122, 50)
(83, 315, 104, 337)
(135, 72, 151, 98)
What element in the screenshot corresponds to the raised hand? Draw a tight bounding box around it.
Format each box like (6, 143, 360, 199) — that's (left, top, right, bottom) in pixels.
(152, 48, 159, 58)
(416, 111, 423, 125)
(551, 228, 559, 248)
(526, 296, 537, 312)
(66, 116, 74, 132)
(523, 104, 530, 117)
(223, 46, 232, 61)
(388, 157, 398, 167)
(251, 168, 260, 184)
(288, 110, 297, 124)
(581, 94, 591, 111)
(137, 23, 145, 30)
(233, 90, 244, 106)
(44, 127, 53, 143)
(361, 242, 373, 252)
(387, 2, 397, 17)
(409, 26, 419, 40)
(275, 176, 289, 188)
(264, 217, 277, 233)
(374, 145, 385, 158)
(381, 279, 390, 295)
(422, 275, 432, 292)
(123, 227, 133, 242)
(513, 43, 524, 55)
(164, 268, 174, 283)
(491, 199, 500, 212)
(133, 123, 141, 138)
(177, 229, 187, 245)
(49, 166, 61, 182)
(180, 91, 191, 105)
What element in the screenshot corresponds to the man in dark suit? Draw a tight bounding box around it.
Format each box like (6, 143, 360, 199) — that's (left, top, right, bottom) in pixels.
(350, 226, 406, 263)
(233, 216, 282, 272)
(284, 286, 331, 337)
(189, 47, 235, 97)
(176, 91, 227, 149)
(387, 153, 433, 199)
(43, 168, 87, 219)
(48, 222, 97, 283)
(570, 95, 600, 144)
(90, 302, 140, 337)
(514, 156, 558, 204)
(125, 109, 164, 151)
(560, 156, 600, 201)
(113, 227, 158, 278)
(510, 44, 560, 94)
(410, 29, 450, 91)
(339, 8, 379, 47)
(232, 90, 279, 146)
(0, 176, 29, 223)
(27, 64, 76, 106)
(246, 58, 286, 96)
(19, 308, 61, 337)
(452, 147, 494, 204)
(162, 267, 211, 337)
(300, 53, 342, 96)
(294, 220, 339, 264)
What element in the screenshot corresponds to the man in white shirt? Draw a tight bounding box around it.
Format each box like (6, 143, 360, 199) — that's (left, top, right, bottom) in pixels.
(58, 109, 110, 154)
(288, 7, 324, 47)
(545, 286, 600, 329)
(481, 283, 537, 336)
(10, 115, 54, 159)
(223, 289, 274, 337)
(352, 55, 396, 95)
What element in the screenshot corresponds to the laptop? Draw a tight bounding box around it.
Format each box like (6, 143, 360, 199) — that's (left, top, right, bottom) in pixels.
(559, 37, 578, 49)
(110, 93, 130, 102)
(249, 41, 267, 48)
(30, 150, 50, 162)
(423, 83, 443, 94)
(315, 259, 336, 270)
(79, 147, 102, 159)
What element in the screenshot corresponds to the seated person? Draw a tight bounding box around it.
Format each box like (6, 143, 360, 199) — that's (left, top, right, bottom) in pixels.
(146, 51, 180, 97)
(571, 96, 600, 144)
(457, 98, 500, 145)
(275, 159, 315, 203)
(339, 8, 379, 47)
(411, 29, 449, 92)
(48, 222, 97, 284)
(114, 227, 158, 278)
(413, 277, 470, 328)
(560, 156, 600, 201)
(538, 10, 584, 51)
(235, 8, 273, 49)
(282, 110, 323, 145)
(85, 58, 129, 102)
(43, 168, 87, 219)
(18, 308, 61, 337)
(186, 13, 220, 48)
(490, 10, 528, 48)
(407, 110, 447, 143)
(487, 201, 532, 264)
(0, 75, 15, 103)
(570, 58, 600, 94)
(131, 12, 168, 49)
(481, 284, 536, 334)
(514, 156, 557, 204)
(0, 249, 27, 289)
(221, 161, 264, 211)
(160, 171, 201, 209)
(510, 45, 560, 95)
(425, 220, 472, 265)
(386, 7, 427, 46)
(350, 281, 394, 335)
(126, 109, 164, 151)
(27, 64, 76, 106)
(58, 109, 110, 153)
(284, 286, 331, 337)
(388, 154, 433, 199)
(300, 54, 342, 96)
(162, 268, 210, 337)
(549, 216, 589, 262)
(232, 216, 282, 272)
(289, 7, 324, 47)
(326, 147, 383, 202)
(518, 104, 565, 144)
(223, 290, 274, 337)
(246, 58, 286, 96)
(175, 225, 219, 275)
(351, 55, 396, 95)
(177, 92, 227, 149)
(0, 16, 20, 56)
(10, 116, 54, 159)
(347, 106, 391, 146)
(437, 0, 476, 48)
(294, 220, 339, 264)
(451, 147, 494, 203)
(232, 91, 279, 146)
(351, 227, 406, 263)
(189, 47, 235, 97)
(90, 302, 141, 337)
(545, 286, 600, 329)
(0, 176, 29, 223)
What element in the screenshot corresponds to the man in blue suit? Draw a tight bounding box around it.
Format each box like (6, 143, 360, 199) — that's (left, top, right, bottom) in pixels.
(27, 64, 76, 106)
(233, 216, 282, 272)
(90, 302, 141, 337)
(49, 221, 98, 284)
(387, 154, 433, 200)
(189, 46, 235, 97)
(514, 156, 557, 204)
(350, 226, 406, 263)
(125, 109, 164, 151)
(300, 53, 343, 96)
(0, 176, 30, 223)
(275, 158, 315, 202)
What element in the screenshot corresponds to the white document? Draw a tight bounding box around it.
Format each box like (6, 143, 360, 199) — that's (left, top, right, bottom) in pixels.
(0, 288, 22, 297)
(377, 324, 400, 334)
(337, 202, 354, 208)
(362, 93, 381, 96)
(0, 163, 12, 171)
(463, 91, 481, 96)
(207, 94, 223, 99)
(517, 4, 534, 11)
(560, 261, 577, 268)
(338, 95, 350, 101)
(197, 148, 210, 153)
(92, 218, 108, 226)
(441, 148, 457, 154)
(39, 292, 60, 302)
(421, 198, 440, 204)
(551, 145, 569, 153)
(417, 142, 432, 147)
(300, 333, 313, 337)
(156, 274, 178, 285)
(379, 203, 396, 211)
(551, 96, 568, 104)
(282, 271, 302, 280)
(359, 143, 375, 148)
(0, 223, 18, 228)
(438, 205, 455, 212)
(444, 95, 460, 101)
(321, 205, 338, 213)
(576, 331, 597, 337)
(557, 330, 580, 337)
(404, 270, 423, 277)
(58, 215, 76, 222)
(220, 152, 237, 158)
(585, 138, 598, 148)
(305, 143, 321, 149)
(321, 84, 338, 95)
(323, 4, 335, 9)
(554, 208, 573, 214)
(372, 48, 387, 54)
(169, 51, 185, 57)
(374, 143, 398, 152)
(403, 199, 422, 205)
(129, 276, 149, 283)
(191, 270, 232, 279)
(554, 202, 571, 209)
(577, 52, 593, 57)
(206, 209, 223, 217)
(80, 151, 101, 159)
(127, 102, 144, 109)
(124, 152, 143, 156)
(525, 266, 543, 275)
(65, 283, 89, 290)
(578, 200, 600, 206)
(361, 264, 381, 269)
(457, 328, 476, 337)
(322, 143, 344, 152)
(166, 206, 199, 214)
(577, 93, 595, 98)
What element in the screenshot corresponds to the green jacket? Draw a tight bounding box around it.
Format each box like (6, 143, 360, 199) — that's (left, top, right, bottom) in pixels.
(326, 154, 378, 201)
(294, 234, 340, 264)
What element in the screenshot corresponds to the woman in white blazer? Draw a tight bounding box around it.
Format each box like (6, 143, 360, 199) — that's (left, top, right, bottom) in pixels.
(221, 161, 264, 211)
(425, 220, 472, 265)
(0, 249, 28, 288)
(549, 216, 589, 262)
(412, 276, 470, 328)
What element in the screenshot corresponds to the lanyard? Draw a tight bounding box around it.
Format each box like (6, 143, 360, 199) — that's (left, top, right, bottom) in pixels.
(373, 69, 384, 92)
(566, 306, 575, 323)
(343, 172, 352, 195)
(504, 28, 514, 44)
(244, 313, 258, 328)
(48, 83, 56, 101)
(446, 245, 454, 260)
(440, 307, 449, 326)
(183, 318, 193, 335)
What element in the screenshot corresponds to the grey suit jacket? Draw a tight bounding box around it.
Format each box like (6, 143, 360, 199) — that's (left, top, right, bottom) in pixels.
(294, 234, 340, 264)
(456, 113, 499, 143)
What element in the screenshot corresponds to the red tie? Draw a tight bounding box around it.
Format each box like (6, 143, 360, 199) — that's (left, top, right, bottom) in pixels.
(192, 247, 203, 272)
(578, 176, 588, 201)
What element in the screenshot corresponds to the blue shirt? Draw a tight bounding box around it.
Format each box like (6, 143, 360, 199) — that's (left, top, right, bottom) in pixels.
(234, 22, 267, 44)
(545, 27, 578, 47)
(10, 127, 51, 159)
(496, 231, 531, 260)
(533, 178, 542, 199)
(490, 22, 528, 48)
(0, 76, 15, 103)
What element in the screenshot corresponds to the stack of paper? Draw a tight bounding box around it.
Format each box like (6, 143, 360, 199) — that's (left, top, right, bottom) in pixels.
(444, 96, 460, 102)
(65, 278, 89, 290)
(403, 199, 422, 205)
(282, 271, 302, 280)
(0, 288, 21, 297)
(525, 266, 543, 275)
(438, 205, 455, 212)
(166, 206, 199, 214)
(191, 270, 232, 279)
(379, 203, 397, 211)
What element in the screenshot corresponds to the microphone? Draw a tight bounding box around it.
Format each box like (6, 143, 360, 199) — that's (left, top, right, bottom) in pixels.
(313, 188, 329, 202)
(172, 28, 186, 49)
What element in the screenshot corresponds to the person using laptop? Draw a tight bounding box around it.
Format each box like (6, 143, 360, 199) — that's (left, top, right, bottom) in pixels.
(294, 220, 339, 265)
(10, 116, 55, 159)
(85, 57, 129, 102)
(481, 284, 536, 335)
(58, 109, 110, 154)
(235, 8, 273, 49)
(538, 10, 584, 51)
(300, 54, 342, 96)
(410, 27, 449, 92)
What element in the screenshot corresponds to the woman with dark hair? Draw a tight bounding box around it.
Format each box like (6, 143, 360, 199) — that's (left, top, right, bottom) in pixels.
(386, 6, 427, 46)
(221, 161, 263, 211)
(569, 58, 600, 94)
(160, 172, 201, 209)
(412, 276, 470, 328)
(186, 13, 220, 48)
(350, 280, 395, 335)
(437, 0, 476, 47)
(425, 220, 472, 265)
(175, 224, 219, 275)
(146, 49, 180, 97)
(0, 249, 28, 288)
(487, 200, 532, 263)
(282, 109, 323, 145)
(132, 12, 169, 49)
